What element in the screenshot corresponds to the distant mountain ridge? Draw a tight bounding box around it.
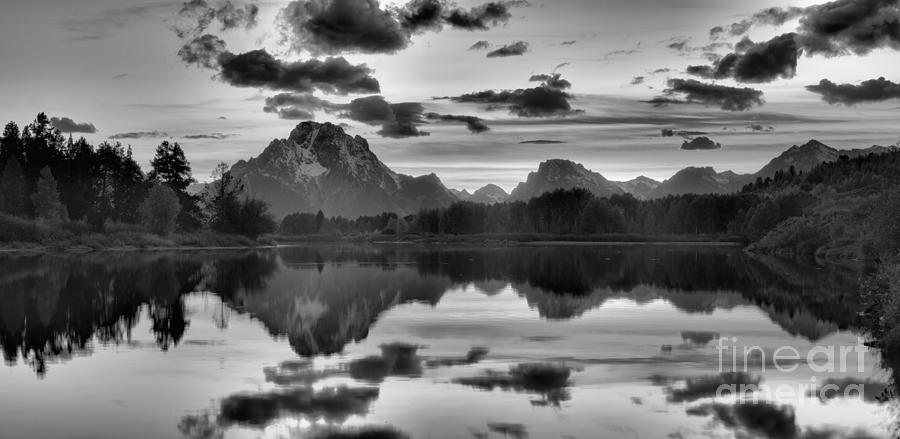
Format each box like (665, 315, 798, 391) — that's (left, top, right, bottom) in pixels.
(229, 122, 456, 218)
(508, 159, 624, 201)
(228, 126, 891, 219)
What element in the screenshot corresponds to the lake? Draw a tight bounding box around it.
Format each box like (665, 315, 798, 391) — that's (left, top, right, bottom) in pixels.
(0, 245, 895, 439)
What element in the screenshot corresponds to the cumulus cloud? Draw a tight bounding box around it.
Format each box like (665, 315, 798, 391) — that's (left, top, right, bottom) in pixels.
(108, 131, 169, 139)
(686, 33, 800, 83)
(445, 1, 521, 30)
(424, 113, 490, 133)
(486, 41, 529, 57)
(443, 72, 577, 117)
(341, 96, 430, 137)
(468, 40, 491, 50)
(710, 0, 900, 57)
(172, 0, 259, 39)
(217, 50, 380, 94)
(681, 136, 722, 150)
(797, 0, 900, 56)
(650, 78, 764, 111)
(630, 76, 646, 85)
(710, 6, 807, 39)
(806, 76, 900, 104)
(49, 117, 98, 133)
(278, 0, 525, 55)
(178, 34, 227, 69)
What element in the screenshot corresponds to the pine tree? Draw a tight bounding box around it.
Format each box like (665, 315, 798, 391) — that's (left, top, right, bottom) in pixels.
(0, 157, 27, 216)
(31, 167, 67, 222)
(149, 141, 201, 230)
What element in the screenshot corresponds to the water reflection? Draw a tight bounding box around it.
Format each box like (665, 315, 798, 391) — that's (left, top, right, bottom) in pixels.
(0, 245, 890, 439)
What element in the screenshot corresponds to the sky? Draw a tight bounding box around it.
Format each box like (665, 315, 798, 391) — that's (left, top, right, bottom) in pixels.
(0, 0, 898, 191)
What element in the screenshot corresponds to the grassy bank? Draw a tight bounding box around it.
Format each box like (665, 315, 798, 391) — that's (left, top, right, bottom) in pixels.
(0, 213, 273, 252)
(272, 232, 745, 246)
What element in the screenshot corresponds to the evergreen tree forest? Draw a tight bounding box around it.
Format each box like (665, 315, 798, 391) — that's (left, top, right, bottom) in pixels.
(0, 113, 275, 241)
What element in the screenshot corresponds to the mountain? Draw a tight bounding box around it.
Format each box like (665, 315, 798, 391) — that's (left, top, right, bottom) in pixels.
(755, 139, 890, 178)
(613, 176, 660, 200)
(648, 167, 752, 198)
(229, 121, 457, 219)
(449, 188, 472, 200)
(468, 184, 509, 204)
(508, 159, 624, 202)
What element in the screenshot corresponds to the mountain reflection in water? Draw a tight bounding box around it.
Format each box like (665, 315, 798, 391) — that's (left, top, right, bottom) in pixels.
(0, 245, 892, 439)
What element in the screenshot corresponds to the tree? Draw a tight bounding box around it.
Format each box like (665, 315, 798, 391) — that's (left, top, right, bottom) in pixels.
(234, 198, 276, 238)
(149, 141, 201, 230)
(0, 157, 27, 216)
(140, 184, 182, 236)
(0, 122, 22, 166)
(205, 162, 244, 234)
(31, 167, 67, 222)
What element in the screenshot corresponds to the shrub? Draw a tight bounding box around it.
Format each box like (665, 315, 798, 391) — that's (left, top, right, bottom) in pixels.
(139, 184, 182, 236)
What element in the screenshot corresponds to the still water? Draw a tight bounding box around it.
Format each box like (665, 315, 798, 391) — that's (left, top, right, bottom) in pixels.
(0, 245, 894, 439)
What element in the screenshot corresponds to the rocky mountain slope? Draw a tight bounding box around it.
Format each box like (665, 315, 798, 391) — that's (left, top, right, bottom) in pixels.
(468, 184, 510, 204)
(613, 176, 660, 200)
(508, 159, 624, 202)
(648, 168, 752, 198)
(754, 139, 890, 178)
(229, 122, 456, 218)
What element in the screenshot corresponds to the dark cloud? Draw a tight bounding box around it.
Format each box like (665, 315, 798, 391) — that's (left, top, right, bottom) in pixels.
(182, 133, 235, 139)
(108, 131, 169, 139)
(710, 6, 807, 38)
(806, 76, 900, 104)
(468, 40, 491, 50)
(661, 129, 708, 138)
(748, 124, 774, 132)
(487, 423, 527, 439)
(424, 113, 490, 133)
(631, 76, 646, 85)
(262, 92, 337, 119)
(667, 38, 690, 52)
(280, 0, 410, 54)
(518, 139, 565, 144)
(445, 1, 520, 31)
(341, 96, 429, 138)
(178, 34, 227, 69)
(173, 0, 259, 39)
(279, 0, 525, 55)
(663, 372, 758, 402)
(650, 68, 672, 74)
(797, 0, 900, 56)
(528, 73, 571, 89)
(217, 50, 381, 94)
(686, 33, 800, 83)
(681, 136, 722, 150)
(397, 0, 445, 33)
(687, 401, 798, 439)
(561, 40, 577, 45)
(444, 72, 577, 117)
(603, 48, 640, 58)
(486, 41, 529, 57)
(219, 386, 379, 427)
(305, 425, 410, 439)
(653, 78, 765, 111)
(49, 117, 97, 134)
(808, 377, 890, 403)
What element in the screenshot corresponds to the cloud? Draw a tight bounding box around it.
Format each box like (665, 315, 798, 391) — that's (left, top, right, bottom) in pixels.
(217, 50, 381, 94)
(445, 1, 521, 31)
(681, 136, 722, 150)
(667, 38, 690, 52)
(797, 0, 900, 56)
(108, 131, 169, 139)
(453, 363, 572, 407)
(444, 72, 577, 117)
(687, 33, 800, 83)
(748, 124, 775, 132)
(173, 0, 260, 39)
(397, 0, 445, 33)
(561, 40, 577, 46)
(341, 96, 430, 137)
(518, 139, 565, 144)
(178, 34, 228, 69)
(468, 40, 491, 50)
(278, 0, 525, 55)
(652, 78, 764, 111)
(486, 41, 529, 57)
(424, 113, 490, 133)
(710, 6, 807, 38)
(49, 117, 98, 133)
(661, 129, 708, 138)
(806, 76, 900, 104)
(603, 48, 640, 59)
(183, 133, 235, 139)
(631, 76, 646, 85)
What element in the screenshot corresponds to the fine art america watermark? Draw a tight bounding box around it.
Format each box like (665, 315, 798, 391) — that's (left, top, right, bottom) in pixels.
(712, 336, 871, 403)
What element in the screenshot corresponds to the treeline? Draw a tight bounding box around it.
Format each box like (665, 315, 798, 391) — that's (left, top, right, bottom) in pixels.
(0, 113, 275, 240)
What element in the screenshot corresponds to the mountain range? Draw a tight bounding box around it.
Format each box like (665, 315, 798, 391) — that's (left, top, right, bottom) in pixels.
(229, 122, 891, 218)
